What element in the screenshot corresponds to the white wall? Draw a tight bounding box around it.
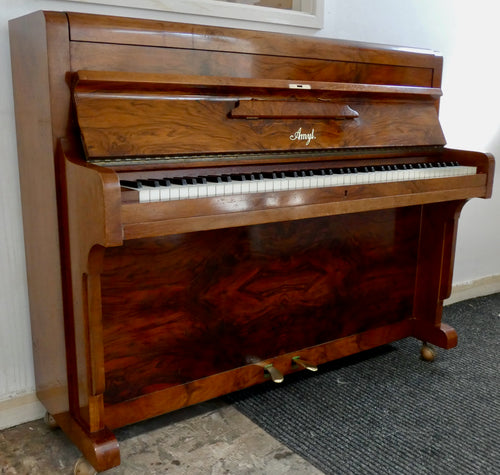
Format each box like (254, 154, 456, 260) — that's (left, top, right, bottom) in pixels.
(1, 0, 499, 428)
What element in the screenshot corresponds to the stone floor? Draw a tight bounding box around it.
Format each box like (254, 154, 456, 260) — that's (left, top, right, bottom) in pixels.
(0, 399, 322, 474)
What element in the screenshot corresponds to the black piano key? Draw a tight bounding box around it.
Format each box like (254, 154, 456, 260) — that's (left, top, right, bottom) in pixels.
(120, 180, 143, 189)
(171, 177, 188, 186)
(137, 179, 160, 187)
(206, 175, 223, 183)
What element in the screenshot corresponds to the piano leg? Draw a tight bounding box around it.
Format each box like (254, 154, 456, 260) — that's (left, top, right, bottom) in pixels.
(411, 200, 467, 350)
(47, 411, 119, 472)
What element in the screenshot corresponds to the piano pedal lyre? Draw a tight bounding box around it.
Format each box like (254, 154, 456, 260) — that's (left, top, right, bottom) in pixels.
(292, 356, 318, 372)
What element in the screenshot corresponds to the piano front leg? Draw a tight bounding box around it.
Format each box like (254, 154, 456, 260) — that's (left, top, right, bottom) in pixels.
(56, 139, 123, 471)
(411, 200, 467, 354)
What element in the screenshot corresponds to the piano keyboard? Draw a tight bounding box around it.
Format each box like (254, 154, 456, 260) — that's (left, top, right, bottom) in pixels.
(121, 162, 477, 203)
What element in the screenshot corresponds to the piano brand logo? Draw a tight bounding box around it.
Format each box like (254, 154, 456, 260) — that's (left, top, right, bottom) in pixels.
(289, 128, 316, 146)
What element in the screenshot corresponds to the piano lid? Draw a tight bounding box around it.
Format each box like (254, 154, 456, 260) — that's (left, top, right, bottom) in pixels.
(73, 70, 445, 163)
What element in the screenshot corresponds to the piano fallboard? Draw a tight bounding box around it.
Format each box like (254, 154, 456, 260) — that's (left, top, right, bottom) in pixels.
(73, 71, 445, 161)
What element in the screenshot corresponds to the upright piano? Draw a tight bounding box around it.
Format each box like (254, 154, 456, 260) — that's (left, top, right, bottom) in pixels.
(9, 11, 494, 472)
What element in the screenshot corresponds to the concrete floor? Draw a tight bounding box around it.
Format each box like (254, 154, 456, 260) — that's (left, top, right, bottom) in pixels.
(0, 399, 323, 474)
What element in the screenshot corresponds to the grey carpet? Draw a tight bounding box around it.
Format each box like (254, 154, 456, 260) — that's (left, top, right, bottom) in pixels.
(226, 293, 500, 474)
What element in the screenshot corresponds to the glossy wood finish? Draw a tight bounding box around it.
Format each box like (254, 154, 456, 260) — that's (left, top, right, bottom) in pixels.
(10, 10, 494, 472)
(74, 76, 445, 159)
(67, 12, 440, 87)
(101, 209, 418, 403)
(9, 11, 71, 418)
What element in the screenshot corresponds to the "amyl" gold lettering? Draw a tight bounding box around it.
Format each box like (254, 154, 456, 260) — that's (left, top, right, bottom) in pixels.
(289, 127, 317, 146)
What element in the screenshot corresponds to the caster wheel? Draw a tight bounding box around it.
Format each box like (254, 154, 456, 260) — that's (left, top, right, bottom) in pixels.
(43, 411, 58, 429)
(74, 457, 97, 475)
(420, 343, 436, 362)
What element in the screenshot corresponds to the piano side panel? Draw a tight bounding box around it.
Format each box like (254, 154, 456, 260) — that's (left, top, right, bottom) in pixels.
(69, 42, 434, 87)
(100, 208, 419, 405)
(9, 11, 72, 417)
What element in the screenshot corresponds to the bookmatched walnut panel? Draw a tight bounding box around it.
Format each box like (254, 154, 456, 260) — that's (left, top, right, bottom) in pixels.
(101, 209, 419, 404)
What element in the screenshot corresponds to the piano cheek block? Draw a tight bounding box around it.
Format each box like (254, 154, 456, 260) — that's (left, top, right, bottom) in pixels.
(9, 9, 494, 474)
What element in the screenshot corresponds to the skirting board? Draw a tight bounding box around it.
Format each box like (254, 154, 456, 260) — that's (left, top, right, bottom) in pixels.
(1, 274, 498, 430)
(445, 274, 500, 305)
(0, 393, 45, 430)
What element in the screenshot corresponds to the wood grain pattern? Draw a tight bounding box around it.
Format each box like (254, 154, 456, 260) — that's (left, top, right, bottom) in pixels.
(119, 174, 488, 240)
(8, 10, 71, 417)
(66, 12, 441, 71)
(70, 42, 435, 87)
(74, 86, 445, 159)
(74, 71, 441, 96)
(101, 209, 418, 404)
(104, 319, 413, 429)
(229, 101, 360, 119)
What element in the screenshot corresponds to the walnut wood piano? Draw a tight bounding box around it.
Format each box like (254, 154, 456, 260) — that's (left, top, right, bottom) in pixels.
(9, 11, 494, 473)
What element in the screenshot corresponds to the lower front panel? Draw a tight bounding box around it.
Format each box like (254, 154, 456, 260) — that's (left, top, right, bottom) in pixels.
(100, 207, 420, 405)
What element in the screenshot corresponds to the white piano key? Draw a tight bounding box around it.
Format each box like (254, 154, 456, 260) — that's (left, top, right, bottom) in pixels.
(241, 180, 251, 194)
(169, 185, 182, 200)
(148, 187, 161, 202)
(159, 187, 171, 201)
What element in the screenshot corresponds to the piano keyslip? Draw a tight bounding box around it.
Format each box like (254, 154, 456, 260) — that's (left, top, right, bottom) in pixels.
(121, 162, 477, 203)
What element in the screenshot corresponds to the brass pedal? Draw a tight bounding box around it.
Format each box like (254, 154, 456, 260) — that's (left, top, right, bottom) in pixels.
(263, 364, 284, 383)
(292, 356, 318, 372)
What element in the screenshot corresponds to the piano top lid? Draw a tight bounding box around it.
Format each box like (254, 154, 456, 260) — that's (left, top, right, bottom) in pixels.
(66, 12, 442, 71)
(72, 70, 446, 163)
(63, 11, 444, 90)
